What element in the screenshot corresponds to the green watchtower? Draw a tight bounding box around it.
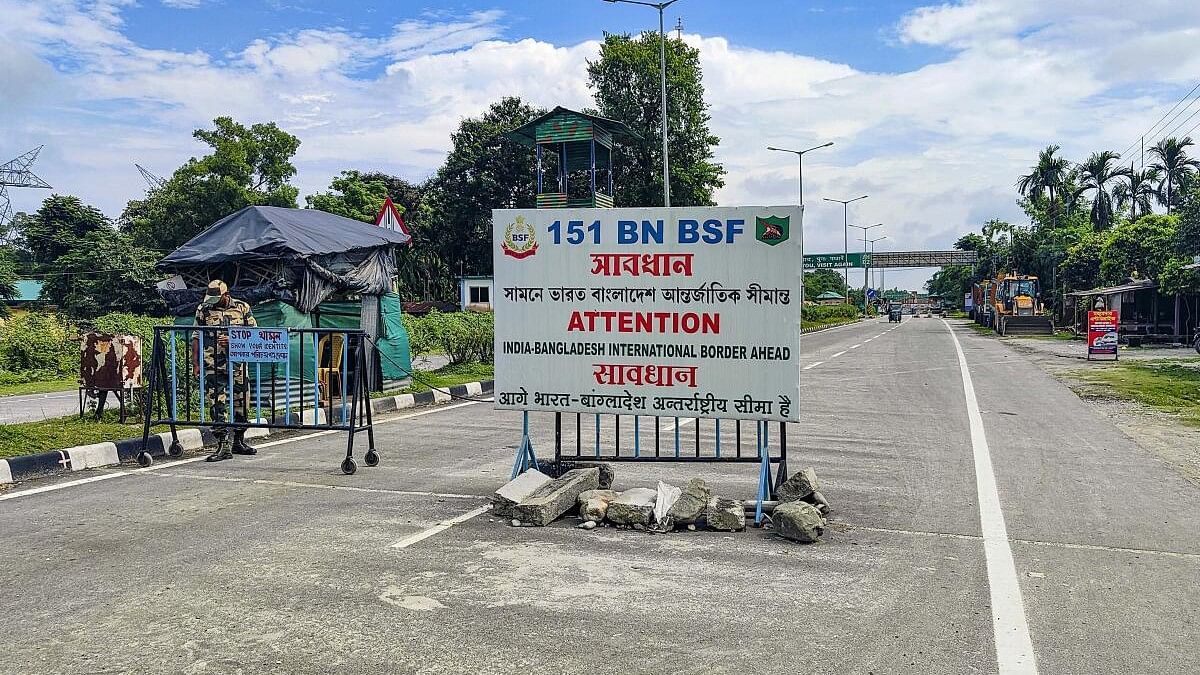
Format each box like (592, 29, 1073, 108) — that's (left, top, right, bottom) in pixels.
(505, 106, 641, 208)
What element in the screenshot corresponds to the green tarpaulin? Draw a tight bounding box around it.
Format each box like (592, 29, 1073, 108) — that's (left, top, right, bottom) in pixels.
(174, 293, 412, 385)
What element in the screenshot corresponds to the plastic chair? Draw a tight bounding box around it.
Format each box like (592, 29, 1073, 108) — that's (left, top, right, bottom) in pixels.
(317, 333, 344, 404)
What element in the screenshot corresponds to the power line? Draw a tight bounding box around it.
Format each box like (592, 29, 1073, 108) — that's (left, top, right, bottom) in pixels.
(1154, 104, 1200, 146)
(1119, 81, 1200, 158)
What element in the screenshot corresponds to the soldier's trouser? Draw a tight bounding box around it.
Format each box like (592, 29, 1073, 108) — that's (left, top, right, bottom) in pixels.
(205, 366, 248, 442)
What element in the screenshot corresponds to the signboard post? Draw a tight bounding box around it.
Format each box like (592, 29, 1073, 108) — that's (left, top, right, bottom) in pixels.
(493, 205, 802, 499)
(1087, 310, 1119, 361)
(493, 206, 802, 423)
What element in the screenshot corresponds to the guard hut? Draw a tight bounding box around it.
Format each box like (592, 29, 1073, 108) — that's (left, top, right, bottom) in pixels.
(505, 106, 640, 209)
(156, 206, 414, 393)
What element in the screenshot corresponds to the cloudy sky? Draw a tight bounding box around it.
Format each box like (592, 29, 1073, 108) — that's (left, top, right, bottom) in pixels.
(3, 0, 1199, 291)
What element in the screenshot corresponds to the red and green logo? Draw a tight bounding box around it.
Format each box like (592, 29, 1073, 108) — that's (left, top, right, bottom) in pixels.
(755, 215, 790, 246)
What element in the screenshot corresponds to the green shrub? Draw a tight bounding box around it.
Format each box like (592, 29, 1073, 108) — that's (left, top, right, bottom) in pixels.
(0, 312, 78, 379)
(417, 310, 494, 365)
(800, 304, 859, 323)
(401, 312, 435, 355)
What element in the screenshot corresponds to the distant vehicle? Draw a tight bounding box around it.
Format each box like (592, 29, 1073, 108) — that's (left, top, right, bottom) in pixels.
(889, 305, 902, 322)
(1092, 331, 1118, 349)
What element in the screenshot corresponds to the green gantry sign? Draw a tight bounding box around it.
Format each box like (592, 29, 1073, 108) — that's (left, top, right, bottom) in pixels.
(803, 252, 872, 269)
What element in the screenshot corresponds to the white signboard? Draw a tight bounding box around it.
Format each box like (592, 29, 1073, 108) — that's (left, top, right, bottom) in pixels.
(493, 206, 802, 422)
(228, 327, 290, 363)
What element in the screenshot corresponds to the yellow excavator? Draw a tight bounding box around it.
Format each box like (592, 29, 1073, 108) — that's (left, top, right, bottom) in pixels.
(991, 271, 1054, 336)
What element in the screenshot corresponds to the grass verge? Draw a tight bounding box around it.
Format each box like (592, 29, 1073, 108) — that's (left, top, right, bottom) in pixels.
(0, 379, 78, 397)
(371, 361, 495, 398)
(0, 411, 167, 460)
(1071, 360, 1200, 427)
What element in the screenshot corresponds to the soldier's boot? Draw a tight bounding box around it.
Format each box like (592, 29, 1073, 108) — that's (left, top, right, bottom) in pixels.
(232, 430, 257, 455)
(206, 436, 233, 462)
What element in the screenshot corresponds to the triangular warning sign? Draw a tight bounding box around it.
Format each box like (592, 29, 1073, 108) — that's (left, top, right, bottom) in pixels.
(374, 197, 412, 242)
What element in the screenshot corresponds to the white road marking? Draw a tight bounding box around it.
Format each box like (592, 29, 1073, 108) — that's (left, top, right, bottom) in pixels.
(849, 343, 861, 349)
(864, 338, 873, 343)
(0, 400, 484, 502)
(831, 350, 847, 358)
(390, 503, 492, 549)
(146, 471, 482, 499)
(942, 319, 1038, 674)
(802, 361, 823, 370)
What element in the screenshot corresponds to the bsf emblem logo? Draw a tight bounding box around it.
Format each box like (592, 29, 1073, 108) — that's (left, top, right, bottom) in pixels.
(755, 215, 789, 246)
(502, 216, 538, 259)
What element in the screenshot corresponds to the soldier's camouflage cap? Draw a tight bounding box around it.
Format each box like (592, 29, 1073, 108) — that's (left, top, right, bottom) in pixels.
(202, 279, 228, 306)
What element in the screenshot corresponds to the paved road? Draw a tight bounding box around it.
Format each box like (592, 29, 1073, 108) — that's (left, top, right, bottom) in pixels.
(0, 389, 79, 424)
(1, 318, 1197, 674)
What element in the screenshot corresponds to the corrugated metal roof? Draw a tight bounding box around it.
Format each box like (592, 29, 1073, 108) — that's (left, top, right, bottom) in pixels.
(1066, 279, 1157, 297)
(814, 291, 844, 299)
(504, 106, 641, 147)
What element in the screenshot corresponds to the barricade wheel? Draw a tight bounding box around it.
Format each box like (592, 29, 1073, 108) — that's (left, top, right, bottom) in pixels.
(364, 450, 379, 467)
(340, 457, 358, 475)
(136, 452, 153, 468)
(168, 441, 184, 458)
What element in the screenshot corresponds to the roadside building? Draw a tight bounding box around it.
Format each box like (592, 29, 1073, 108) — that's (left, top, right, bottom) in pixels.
(1, 280, 49, 322)
(458, 276, 493, 312)
(814, 291, 845, 306)
(1066, 278, 1199, 345)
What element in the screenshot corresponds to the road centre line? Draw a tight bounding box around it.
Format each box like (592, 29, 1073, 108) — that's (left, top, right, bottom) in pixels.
(943, 319, 1038, 674)
(831, 350, 847, 358)
(0, 400, 484, 503)
(391, 504, 492, 549)
(802, 362, 823, 370)
(850, 343, 861, 349)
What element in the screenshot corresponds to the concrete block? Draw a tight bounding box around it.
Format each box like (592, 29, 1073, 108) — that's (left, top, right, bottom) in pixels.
(606, 487, 658, 526)
(577, 489, 618, 522)
(466, 381, 483, 396)
(776, 467, 820, 503)
(396, 393, 416, 409)
(513, 468, 600, 526)
(66, 442, 120, 470)
(492, 469, 552, 518)
(667, 478, 711, 525)
(774, 501, 825, 543)
(706, 497, 746, 531)
(0, 459, 12, 484)
(432, 389, 452, 403)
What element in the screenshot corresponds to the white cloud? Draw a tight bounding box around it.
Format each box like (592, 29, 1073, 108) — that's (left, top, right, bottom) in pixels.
(3, 0, 1200, 291)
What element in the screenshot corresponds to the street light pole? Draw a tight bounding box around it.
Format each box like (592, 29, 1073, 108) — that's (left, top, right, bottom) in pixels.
(604, 0, 681, 207)
(823, 195, 869, 304)
(767, 142, 833, 206)
(862, 234, 887, 313)
(848, 223, 881, 317)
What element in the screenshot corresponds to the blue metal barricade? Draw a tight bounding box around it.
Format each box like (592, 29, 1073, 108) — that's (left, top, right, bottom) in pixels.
(545, 412, 789, 525)
(139, 325, 377, 474)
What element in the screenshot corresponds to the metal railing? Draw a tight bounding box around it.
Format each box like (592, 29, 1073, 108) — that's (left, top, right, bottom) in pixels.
(139, 325, 377, 474)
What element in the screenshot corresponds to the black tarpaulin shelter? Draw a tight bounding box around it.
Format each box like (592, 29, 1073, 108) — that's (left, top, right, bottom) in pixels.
(158, 206, 411, 314)
(157, 206, 415, 391)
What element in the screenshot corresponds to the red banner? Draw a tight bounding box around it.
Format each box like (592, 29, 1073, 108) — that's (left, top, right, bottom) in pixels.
(1087, 310, 1119, 357)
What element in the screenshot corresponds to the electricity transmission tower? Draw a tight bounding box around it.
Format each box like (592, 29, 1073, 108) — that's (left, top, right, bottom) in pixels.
(134, 163, 166, 190)
(0, 146, 53, 226)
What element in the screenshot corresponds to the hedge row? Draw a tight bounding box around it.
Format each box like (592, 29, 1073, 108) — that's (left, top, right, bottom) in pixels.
(0, 312, 174, 385)
(402, 310, 493, 365)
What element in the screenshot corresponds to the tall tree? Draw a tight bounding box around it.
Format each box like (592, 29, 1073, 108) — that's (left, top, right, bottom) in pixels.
(429, 97, 543, 295)
(18, 195, 108, 268)
(306, 170, 390, 223)
(1113, 166, 1160, 221)
(0, 248, 17, 319)
(1099, 214, 1178, 285)
(1149, 136, 1200, 213)
(587, 32, 725, 207)
(1071, 150, 1129, 231)
(17, 195, 163, 317)
(1017, 145, 1070, 226)
(121, 117, 301, 250)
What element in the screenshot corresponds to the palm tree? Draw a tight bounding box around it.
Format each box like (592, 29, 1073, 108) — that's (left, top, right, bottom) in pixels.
(1071, 150, 1130, 231)
(1113, 165, 1160, 221)
(1148, 136, 1200, 213)
(1017, 145, 1070, 226)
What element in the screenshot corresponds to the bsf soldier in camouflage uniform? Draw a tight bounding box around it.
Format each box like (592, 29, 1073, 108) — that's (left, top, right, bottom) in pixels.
(192, 280, 258, 462)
